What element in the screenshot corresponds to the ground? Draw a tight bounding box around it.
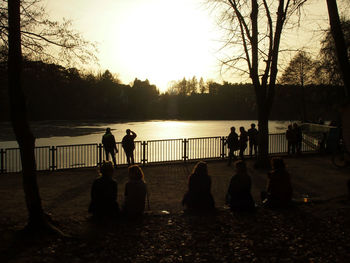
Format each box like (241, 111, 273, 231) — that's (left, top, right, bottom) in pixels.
(0, 155, 349, 262)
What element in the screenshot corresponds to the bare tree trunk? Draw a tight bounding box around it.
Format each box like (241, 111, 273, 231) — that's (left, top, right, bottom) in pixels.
(8, 0, 59, 232)
(257, 105, 270, 168)
(326, 0, 350, 97)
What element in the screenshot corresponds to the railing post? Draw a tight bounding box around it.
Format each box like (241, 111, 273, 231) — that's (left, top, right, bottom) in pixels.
(221, 136, 226, 159)
(0, 149, 5, 174)
(98, 143, 103, 167)
(50, 146, 56, 171)
(183, 139, 187, 162)
(142, 141, 147, 166)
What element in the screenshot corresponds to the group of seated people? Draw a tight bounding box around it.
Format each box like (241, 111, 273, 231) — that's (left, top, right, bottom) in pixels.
(182, 157, 292, 213)
(88, 161, 147, 219)
(89, 157, 293, 219)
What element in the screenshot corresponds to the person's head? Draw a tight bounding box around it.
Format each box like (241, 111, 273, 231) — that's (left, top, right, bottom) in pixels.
(128, 164, 144, 181)
(251, 123, 256, 128)
(126, 129, 131, 135)
(271, 157, 285, 171)
(192, 161, 208, 177)
(230, 126, 235, 132)
(288, 124, 292, 130)
(235, 160, 247, 174)
(100, 161, 114, 177)
(293, 123, 298, 128)
(240, 126, 245, 132)
(106, 127, 111, 133)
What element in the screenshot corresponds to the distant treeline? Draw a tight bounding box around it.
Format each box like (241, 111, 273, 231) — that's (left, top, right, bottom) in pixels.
(0, 60, 346, 121)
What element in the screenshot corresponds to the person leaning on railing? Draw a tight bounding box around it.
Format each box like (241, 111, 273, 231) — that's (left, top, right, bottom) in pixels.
(102, 127, 118, 168)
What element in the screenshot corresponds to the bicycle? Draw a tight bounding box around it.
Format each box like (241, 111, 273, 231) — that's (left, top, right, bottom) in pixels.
(332, 139, 350, 168)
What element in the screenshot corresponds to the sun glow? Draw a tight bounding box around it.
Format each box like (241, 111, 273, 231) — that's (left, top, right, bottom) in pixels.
(110, 0, 220, 91)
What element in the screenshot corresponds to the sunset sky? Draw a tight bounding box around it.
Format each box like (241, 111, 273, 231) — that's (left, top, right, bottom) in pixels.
(44, 0, 338, 92)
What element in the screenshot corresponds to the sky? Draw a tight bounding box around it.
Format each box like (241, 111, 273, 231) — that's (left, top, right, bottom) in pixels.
(43, 0, 338, 92)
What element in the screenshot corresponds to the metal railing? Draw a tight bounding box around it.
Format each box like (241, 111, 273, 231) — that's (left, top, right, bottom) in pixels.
(0, 133, 318, 173)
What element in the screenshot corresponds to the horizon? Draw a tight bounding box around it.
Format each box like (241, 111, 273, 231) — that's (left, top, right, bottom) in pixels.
(44, 0, 338, 92)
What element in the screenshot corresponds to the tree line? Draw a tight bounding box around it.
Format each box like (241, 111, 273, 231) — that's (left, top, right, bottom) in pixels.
(0, 59, 345, 122)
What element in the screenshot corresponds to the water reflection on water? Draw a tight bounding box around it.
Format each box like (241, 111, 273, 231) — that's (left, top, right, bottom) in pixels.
(0, 120, 291, 148)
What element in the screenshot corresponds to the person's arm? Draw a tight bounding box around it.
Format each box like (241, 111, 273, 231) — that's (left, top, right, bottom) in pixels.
(131, 131, 137, 139)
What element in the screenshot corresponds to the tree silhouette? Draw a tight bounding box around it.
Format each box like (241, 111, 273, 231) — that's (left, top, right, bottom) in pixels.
(326, 0, 350, 97)
(280, 51, 315, 121)
(0, 0, 97, 67)
(317, 16, 350, 87)
(7, 0, 64, 234)
(210, 0, 305, 167)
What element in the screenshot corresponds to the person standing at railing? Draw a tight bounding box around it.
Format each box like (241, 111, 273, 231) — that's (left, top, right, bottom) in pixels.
(226, 127, 239, 166)
(248, 123, 258, 158)
(102, 128, 118, 168)
(293, 123, 303, 155)
(239, 127, 248, 160)
(122, 129, 137, 165)
(286, 124, 296, 155)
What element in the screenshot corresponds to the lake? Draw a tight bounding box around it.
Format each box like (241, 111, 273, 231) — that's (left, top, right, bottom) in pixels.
(0, 120, 291, 149)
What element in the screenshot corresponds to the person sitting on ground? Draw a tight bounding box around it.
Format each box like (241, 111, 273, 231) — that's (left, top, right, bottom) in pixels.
(182, 161, 215, 213)
(88, 161, 119, 219)
(226, 160, 255, 212)
(123, 165, 147, 218)
(261, 158, 293, 208)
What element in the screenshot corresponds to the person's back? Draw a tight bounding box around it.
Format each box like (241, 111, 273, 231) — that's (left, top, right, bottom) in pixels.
(89, 162, 119, 218)
(239, 128, 248, 146)
(267, 169, 292, 204)
(123, 165, 147, 217)
(182, 161, 215, 212)
(124, 180, 147, 216)
(227, 131, 238, 149)
(122, 129, 136, 152)
(102, 131, 116, 150)
(226, 161, 255, 212)
(248, 126, 258, 143)
(263, 158, 293, 208)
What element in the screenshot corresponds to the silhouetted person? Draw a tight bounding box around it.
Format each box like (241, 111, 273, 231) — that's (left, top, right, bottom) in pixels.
(286, 124, 296, 155)
(319, 132, 327, 153)
(88, 161, 119, 219)
(226, 127, 239, 166)
(293, 123, 302, 154)
(182, 161, 215, 213)
(239, 127, 248, 160)
(248, 123, 258, 158)
(226, 160, 255, 212)
(123, 165, 147, 218)
(102, 127, 118, 168)
(122, 129, 137, 165)
(261, 158, 293, 208)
